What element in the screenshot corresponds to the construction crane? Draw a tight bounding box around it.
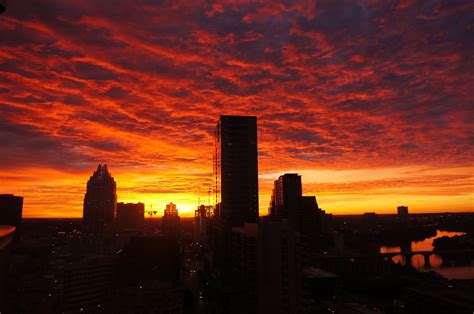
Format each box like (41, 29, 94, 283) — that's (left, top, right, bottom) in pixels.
(0, 0, 6, 14)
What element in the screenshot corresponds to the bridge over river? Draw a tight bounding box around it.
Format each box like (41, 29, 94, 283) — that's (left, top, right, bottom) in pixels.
(379, 249, 474, 267)
(309, 249, 474, 274)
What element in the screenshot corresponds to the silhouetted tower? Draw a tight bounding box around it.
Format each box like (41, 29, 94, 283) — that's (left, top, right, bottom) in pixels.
(83, 164, 117, 236)
(363, 212, 377, 232)
(215, 115, 258, 228)
(301, 195, 323, 234)
(269, 174, 302, 228)
(397, 205, 409, 228)
(194, 204, 212, 243)
(162, 202, 181, 240)
(164, 202, 178, 217)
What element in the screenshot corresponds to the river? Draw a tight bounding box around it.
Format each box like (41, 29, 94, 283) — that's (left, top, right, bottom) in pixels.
(380, 230, 474, 279)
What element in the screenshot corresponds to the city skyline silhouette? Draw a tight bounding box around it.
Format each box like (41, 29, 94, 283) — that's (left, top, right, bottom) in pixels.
(1, 1, 474, 312)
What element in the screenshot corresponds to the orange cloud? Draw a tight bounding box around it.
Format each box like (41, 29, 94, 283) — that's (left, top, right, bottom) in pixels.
(0, 0, 472, 217)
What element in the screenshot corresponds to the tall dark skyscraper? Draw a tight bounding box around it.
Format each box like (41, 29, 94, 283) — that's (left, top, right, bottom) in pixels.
(269, 174, 302, 227)
(269, 175, 329, 239)
(215, 115, 258, 228)
(83, 164, 117, 236)
(0, 194, 23, 227)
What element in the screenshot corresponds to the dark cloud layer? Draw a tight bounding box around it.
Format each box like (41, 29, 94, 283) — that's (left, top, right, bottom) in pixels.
(0, 0, 473, 216)
(1, 0, 472, 166)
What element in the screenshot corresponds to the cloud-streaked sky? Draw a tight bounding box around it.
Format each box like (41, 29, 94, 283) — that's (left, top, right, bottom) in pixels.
(0, 0, 473, 217)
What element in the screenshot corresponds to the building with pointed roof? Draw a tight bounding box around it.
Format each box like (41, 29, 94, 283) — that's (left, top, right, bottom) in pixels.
(83, 164, 117, 237)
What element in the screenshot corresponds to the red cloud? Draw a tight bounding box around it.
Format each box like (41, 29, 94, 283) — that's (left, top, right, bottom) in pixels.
(0, 0, 472, 217)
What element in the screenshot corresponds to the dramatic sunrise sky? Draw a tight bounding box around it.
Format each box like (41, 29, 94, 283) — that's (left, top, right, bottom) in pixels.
(0, 0, 473, 218)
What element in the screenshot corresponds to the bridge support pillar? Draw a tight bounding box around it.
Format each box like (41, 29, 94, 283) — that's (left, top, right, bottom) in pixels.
(424, 254, 431, 268)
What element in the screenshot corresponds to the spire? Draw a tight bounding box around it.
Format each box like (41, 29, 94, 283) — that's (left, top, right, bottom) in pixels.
(91, 163, 112, 180)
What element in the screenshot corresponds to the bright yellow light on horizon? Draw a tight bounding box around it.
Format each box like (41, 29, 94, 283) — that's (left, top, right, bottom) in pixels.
(117, 193, 204, 218)
(4, 165, 473, 218)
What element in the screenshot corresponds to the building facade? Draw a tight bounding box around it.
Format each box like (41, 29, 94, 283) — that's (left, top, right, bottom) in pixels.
(230, 222, 301, 314)
(215, 115, 258, 228)
(162, 203, 180, 240)
(0, 226, 15, 310)
(269, 174, 302, 228)
(0, 194, 23, 227)
(397, 206, 409, 228)
(194, 205, 212, 244)
(117, 202, 144, 231)
(83, 164, 117, 236)
(62, 257, 113, 313)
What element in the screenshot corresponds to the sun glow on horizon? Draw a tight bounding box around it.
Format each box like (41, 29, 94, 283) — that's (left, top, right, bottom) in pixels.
(4, 163, 471, 219)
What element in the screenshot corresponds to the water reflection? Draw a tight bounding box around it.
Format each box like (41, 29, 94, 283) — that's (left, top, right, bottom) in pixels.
(380, 230, 472, 279)
(433, 266, 474, 279)
(412, 230, 465, 251)
(411, 254, 425, 268)
(392, 255, 406, 266)
(430, 254, 443, 268)
(392, 253, 443, 269)
(380, 230, 465, 256)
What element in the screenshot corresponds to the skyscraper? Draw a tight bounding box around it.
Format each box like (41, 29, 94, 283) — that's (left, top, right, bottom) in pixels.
(83, 164, 117, 236)
(269, 174, 302, 227)
(164, 202, 178, 217)
(0, 194, 23, 227)
(363, 212, 377, 232)
(257, 221, 301, 314)
(215, 115, 258, 228)
(230, 221, 301, 314)
(301, 196, 323, 235)
(162, 202, 180, 240)
(397, 205, 409, 228)
(194, 204, 212, 243)
(117, 202, 145, 231)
